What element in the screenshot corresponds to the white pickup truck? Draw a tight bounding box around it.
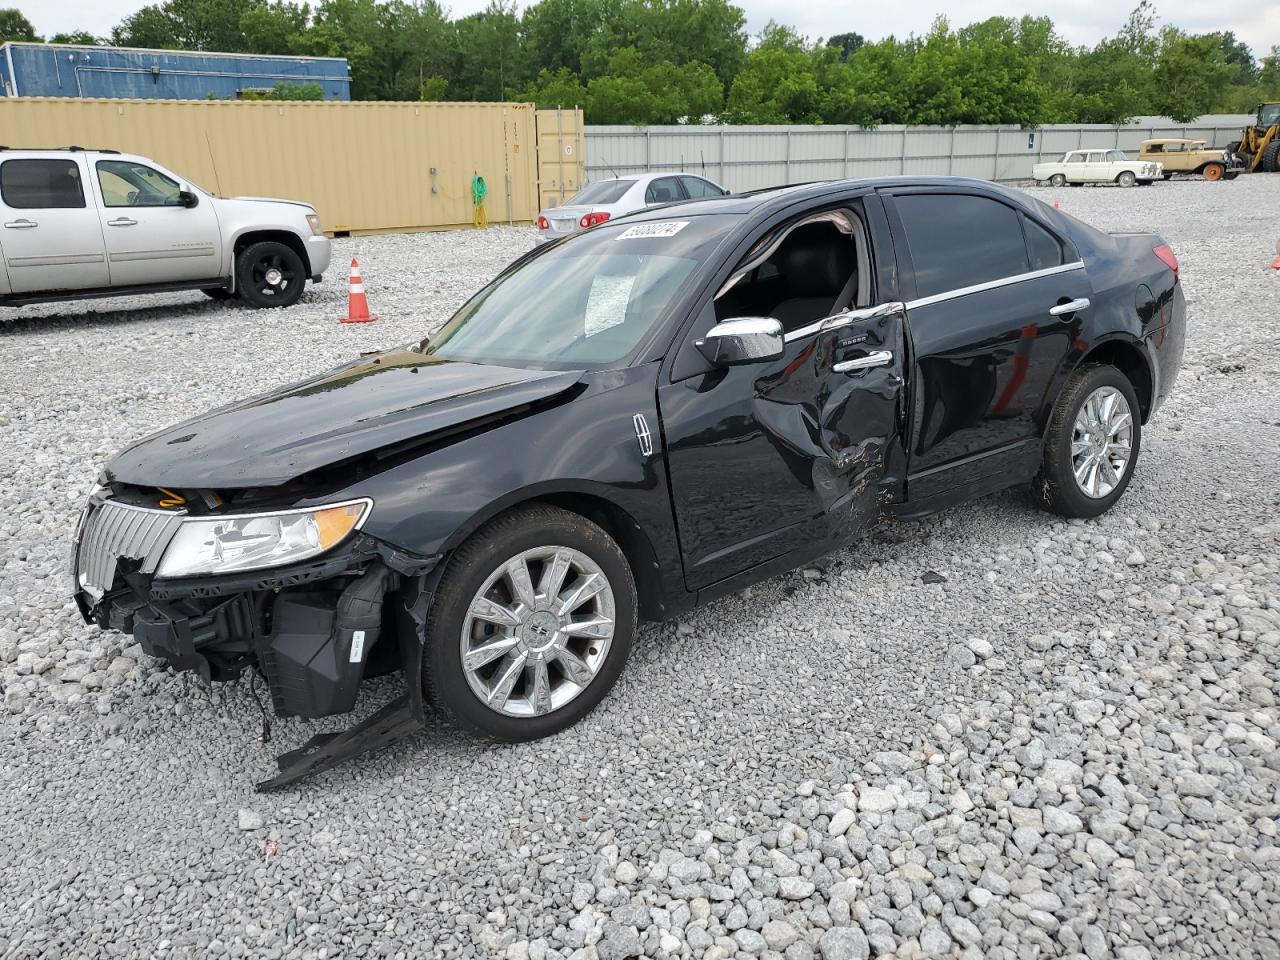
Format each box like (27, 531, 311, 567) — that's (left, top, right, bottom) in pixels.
(1032, 149, 1163, 188)
(0, 147, 330, 309)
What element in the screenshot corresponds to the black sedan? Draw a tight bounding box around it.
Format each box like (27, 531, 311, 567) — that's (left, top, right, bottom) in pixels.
(72, 177, 1186, 786)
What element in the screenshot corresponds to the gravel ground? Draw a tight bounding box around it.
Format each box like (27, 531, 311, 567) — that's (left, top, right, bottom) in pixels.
(2, 178, 1279, 960)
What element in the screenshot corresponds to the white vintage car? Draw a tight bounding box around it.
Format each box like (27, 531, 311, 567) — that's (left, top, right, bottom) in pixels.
(1033, 149, 1163, 187)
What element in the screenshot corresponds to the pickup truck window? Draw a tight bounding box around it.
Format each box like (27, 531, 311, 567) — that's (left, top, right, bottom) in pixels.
(895, 194, 1029, 300)
(0, 159, 86, 209)
(96, 160, 183, 207)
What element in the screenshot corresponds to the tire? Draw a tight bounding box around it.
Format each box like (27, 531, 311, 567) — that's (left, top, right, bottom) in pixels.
(423, 504, 637, 741)
(1263, 141, 1280, 173)
(1033, 364, 1142, 519)
(1116, 171, 1136, 187)
(201, 286, 235, 301)
(235, 240, 306, 309)
(1049, 174, 1066, 187)
(1203, 163, 1224, 181)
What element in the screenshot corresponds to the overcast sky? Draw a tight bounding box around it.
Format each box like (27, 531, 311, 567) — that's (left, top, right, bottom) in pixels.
(19, 0, 1280, 58)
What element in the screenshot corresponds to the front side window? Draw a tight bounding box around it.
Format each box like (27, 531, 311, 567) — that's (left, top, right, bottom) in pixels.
(565, 180, 634, 205)
(0, 159, 86, 209)
(421, 215, 738, 369)
(895, 193, 1029, 300)
(96, 160, 183, 207)
(680, 177, 724, 199)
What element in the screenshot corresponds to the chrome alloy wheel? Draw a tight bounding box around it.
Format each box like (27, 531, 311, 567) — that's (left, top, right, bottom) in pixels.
(1071, 386, 1133, 499)
(459, 546, 615, 718)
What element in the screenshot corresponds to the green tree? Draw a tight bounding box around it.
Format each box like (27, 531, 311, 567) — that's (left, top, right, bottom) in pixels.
(239, 1, 309, 54)
(1151, 28, 1232, 122)
(0, 8, 39, 42)
(50, 31, 101, 45)
(826, 32, 864, 62)
(725, 24, 821, 123)
(451, 1, 522, 100)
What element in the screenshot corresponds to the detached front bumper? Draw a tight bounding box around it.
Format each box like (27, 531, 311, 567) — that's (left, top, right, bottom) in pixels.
(74, 498, 436, 719)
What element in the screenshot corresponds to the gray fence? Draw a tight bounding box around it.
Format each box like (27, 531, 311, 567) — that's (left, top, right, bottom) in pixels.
(583, 115, 1254, 190)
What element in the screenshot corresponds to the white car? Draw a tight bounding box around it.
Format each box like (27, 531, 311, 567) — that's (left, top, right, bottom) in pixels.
(1032, 149, 1163, 187)
(535, 172, 729, 244)
(0, 147, 330, 309)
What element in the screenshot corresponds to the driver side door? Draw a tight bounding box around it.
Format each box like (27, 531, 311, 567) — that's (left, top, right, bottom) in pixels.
(91, 157, 222, 286)
(658, 199, 907, 592)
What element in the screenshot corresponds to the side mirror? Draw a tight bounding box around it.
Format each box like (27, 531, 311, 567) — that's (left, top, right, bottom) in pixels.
(695, 317, 784, 367)
(178, 190, 198, 208)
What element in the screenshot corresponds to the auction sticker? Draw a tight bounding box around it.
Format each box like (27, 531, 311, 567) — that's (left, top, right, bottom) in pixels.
(616, 221, 689, 240)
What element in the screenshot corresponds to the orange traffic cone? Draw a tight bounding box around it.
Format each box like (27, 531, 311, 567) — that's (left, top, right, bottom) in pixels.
(1271, 237, 1280, 271)
(339, 258, 377, 324)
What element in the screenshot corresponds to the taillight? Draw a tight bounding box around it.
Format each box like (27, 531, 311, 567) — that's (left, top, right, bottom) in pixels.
(1153, 244, 1179, 277)
(537, 215, 549, 230)
(580, 211, 611, 229)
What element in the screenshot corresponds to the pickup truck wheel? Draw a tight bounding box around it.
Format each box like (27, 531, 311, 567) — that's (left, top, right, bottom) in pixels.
(1049, 174, 1066, 187)
(423, 504, 637, 741)
(1116, 171, 1136, 187)
(236, 241, 305, 308)
(1034, 364, 1142, 519)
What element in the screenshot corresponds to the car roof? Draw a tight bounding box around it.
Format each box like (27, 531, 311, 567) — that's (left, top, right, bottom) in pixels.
(617, 176, 1044, 222)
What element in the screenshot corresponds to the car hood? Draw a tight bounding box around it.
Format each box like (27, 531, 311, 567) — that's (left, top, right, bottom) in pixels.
(107, 350, 584, 488)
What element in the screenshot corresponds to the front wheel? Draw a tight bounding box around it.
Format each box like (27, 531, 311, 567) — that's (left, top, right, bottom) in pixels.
(1049, 174, 1066, 187)
(1033, 365, 1142, 519)
(1116, 171, 1136, 187)
(1203, 163, 1224, 181)
(423, 505, 637, 741)
(235, 241, 306, 309)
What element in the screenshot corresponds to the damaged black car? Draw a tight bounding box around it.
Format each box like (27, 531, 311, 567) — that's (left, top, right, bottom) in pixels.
(73, 178, 1186, 788)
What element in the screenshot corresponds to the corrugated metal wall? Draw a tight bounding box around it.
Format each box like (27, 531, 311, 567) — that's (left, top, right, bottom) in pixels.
(0, 43, 351, 101)
(0, 97, 562, 233)
(584, 116, 1256, 189)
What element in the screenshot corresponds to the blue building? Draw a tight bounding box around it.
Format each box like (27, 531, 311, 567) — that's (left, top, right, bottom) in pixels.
(0, 43, 351, 100)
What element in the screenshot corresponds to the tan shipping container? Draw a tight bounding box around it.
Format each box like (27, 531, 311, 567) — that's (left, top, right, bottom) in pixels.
(0, 97, 582, 234)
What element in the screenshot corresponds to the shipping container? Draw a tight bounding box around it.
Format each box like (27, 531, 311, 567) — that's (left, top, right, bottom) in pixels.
(0, 42, 350, 101)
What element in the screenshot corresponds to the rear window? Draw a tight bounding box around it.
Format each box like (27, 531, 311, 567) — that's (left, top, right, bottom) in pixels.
(894, 193, 1029, 299)
(0, 158, 86, 209)
(566, 180, 635, 205)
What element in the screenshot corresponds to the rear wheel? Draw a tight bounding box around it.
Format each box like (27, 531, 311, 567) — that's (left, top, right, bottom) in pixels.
(1116, 171, 1136, 187)
(1049, 174, 1066, 187)
(235, 241, 306, 309)
(1263, 142, 1280, 173)
(1033, 364, 1142, 519)
(423, 505, 637, 741)
(1203, 162, 1224, 181)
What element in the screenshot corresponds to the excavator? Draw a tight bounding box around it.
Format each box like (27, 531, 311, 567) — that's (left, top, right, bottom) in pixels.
(1228, 102, 1280, 173)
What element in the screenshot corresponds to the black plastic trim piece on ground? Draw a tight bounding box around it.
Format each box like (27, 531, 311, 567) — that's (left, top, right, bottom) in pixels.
(254, 694, 422, 792)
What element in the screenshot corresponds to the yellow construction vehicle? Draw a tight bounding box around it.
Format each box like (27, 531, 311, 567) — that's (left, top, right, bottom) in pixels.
(1227, 102, 1280, 173)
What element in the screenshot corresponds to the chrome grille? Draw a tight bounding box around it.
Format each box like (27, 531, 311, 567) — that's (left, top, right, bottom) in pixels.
(75, 499, 184, 601)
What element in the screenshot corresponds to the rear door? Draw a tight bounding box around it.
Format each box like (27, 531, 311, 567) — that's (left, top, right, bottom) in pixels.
(883, 188, 1093, 501)
(658, 196, 907, 588)
(0, 154, 108, 293)
(91, 157, 222, 286)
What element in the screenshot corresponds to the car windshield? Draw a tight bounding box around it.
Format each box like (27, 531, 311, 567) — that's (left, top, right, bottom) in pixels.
(565, 180, 635, 205)
(421, 215, 738, 369)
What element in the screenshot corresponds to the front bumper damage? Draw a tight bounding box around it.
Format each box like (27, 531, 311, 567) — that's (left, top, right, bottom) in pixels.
(75, 516, 442, 791)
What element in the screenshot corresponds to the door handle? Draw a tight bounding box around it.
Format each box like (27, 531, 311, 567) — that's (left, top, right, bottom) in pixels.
(4, 219, 36, 229)
(107, 217, 138, 227)
(1049, 297, 1090, 316)
(834, 350, 894, 373)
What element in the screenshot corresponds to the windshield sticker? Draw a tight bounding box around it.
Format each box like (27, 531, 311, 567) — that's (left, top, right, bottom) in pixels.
(616, 220, 689, 240)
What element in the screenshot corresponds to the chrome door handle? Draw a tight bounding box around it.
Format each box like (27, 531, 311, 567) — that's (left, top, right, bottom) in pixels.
(1049, 297, 1090, 316)
(834, 350, 893, 373)
(107, 217, 138, 227)
(4, 219, 36, 229)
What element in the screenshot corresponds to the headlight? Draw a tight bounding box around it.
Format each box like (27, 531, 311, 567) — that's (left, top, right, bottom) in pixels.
(155, 498, 371, 579)
(306, 213, 323, 235)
